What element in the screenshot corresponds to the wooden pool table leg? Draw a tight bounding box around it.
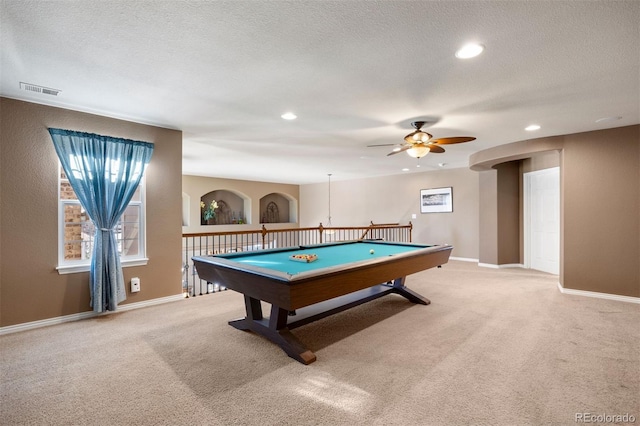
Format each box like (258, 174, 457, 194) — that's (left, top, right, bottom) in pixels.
(389, 277, 431, 305)
(269, 305, 317, 364)
(228, 295, 317, 365)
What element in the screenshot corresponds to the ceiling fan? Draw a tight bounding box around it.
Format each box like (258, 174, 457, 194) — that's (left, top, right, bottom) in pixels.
(369, 121, 476, 158)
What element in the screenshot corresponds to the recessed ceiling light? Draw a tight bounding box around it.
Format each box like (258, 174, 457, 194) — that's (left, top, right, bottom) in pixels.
(402, 168, 410, 172)
(455, 43, 484, 59)
(281, 112, 297, 120)
(438, 163, 447, 168)
(525, 124, 541, 131)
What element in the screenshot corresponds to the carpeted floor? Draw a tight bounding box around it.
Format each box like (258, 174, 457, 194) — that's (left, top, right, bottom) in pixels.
(1, 261, 638, 425)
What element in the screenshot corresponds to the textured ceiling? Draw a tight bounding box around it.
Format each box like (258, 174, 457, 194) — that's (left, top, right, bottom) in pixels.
(1, 1, 638, 184)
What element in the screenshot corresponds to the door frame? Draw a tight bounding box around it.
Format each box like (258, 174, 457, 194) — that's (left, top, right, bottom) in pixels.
(523, 166, 560, 272)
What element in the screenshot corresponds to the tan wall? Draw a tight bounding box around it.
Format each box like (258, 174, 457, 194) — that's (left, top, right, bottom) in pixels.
(478, 170, 499, 264)
(0, 98, 183, 327)
(562, 126, 639, 297)
(496, 162, 520, 265)
(181, 175, 299, 234)
(521, 150, 561, 173)
(471, 125, 639, 298)
(299, 168, 480, 260)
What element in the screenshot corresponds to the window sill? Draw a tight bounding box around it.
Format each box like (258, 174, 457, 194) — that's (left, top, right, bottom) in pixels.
(56, 258, 149, 275)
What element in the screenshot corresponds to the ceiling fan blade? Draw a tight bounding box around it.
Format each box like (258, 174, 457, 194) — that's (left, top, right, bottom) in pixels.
(367, 143, 398, 147)
(387, 145, 412, 156)
(430, 136, 476, 145)
(427, 144, 445, 153)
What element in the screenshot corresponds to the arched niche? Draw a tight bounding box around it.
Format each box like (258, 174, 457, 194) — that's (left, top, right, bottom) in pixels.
(201, 189, 249, 225)
(259, 193, 298, 224)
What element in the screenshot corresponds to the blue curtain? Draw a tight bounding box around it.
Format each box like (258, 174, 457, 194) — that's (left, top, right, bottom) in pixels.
(49, 128, 154, 313)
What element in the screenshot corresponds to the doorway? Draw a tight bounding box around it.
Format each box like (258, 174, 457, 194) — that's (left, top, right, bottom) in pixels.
(524, 167, 560, 275)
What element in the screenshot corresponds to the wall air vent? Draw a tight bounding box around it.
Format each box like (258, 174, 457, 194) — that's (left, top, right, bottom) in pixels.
(20, 82, 61, 96)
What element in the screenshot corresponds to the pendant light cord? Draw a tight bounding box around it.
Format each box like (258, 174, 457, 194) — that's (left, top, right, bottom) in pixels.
(327, 173, 332, 227)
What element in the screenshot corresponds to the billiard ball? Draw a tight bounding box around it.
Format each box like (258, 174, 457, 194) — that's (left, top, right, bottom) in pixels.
(370, 249, 375, 254)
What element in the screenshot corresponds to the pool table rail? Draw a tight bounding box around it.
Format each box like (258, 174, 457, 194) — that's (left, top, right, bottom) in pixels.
(193, 242, 452, 311)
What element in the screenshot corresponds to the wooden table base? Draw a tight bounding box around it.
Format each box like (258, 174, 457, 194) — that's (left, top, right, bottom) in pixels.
(228, 278, 429, 364)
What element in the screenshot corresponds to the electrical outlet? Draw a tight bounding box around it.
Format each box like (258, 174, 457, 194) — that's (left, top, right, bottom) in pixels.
(131, 277, 140, 293)
(412, 213, 417, 219)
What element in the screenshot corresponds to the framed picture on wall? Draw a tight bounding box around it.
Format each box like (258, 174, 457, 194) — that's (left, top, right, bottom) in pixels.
(420, 187, 453, 213)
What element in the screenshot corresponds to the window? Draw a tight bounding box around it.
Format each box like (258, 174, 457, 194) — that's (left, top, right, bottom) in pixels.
(57, 166, 148, 273)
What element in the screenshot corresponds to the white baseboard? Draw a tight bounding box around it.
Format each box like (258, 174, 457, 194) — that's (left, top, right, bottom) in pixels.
(478, 263, 524, 269)
(0, 294, 185, 336)
(556, 282, 640, 304)
(449, 256, 479, 263)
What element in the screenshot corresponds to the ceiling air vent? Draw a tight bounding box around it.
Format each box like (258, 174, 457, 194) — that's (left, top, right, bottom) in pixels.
(20, 82, 61, 96)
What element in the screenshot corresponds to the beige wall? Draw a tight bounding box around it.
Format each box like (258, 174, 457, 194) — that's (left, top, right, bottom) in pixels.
(496, 162, 520, 265)
(181, 175, 299, 234)
(562, 126, 639, 297)
(471, 125, 639, 298)
(478, 170, 499, 264)
(521, 150, 560, 173)
(183, 169, 480, 260)
(299, 168, 480, 260)
(0, 98, 183, 327)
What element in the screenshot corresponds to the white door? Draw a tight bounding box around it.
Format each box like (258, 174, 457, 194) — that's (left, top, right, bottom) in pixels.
(525, 167, 560, 275)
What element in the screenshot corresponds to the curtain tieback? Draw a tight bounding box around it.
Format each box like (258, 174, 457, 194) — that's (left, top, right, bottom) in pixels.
(100, 228, 113, 232)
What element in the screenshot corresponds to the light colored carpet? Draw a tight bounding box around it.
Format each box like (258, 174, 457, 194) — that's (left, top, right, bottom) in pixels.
(1, 261, 638, 425)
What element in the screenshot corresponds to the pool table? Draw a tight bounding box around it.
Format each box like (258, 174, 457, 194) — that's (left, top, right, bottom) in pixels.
(192, 240, 452, 364)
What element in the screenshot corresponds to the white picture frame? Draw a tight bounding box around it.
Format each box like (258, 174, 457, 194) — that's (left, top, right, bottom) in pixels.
(420, 187, 453, 213)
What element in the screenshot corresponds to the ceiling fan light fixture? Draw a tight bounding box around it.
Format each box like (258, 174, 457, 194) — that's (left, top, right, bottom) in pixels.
(407, 145, 430, 158)
(385, 121, 474, 158)
(415, 131, 431, 142)
(405, 131, 432, 144)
